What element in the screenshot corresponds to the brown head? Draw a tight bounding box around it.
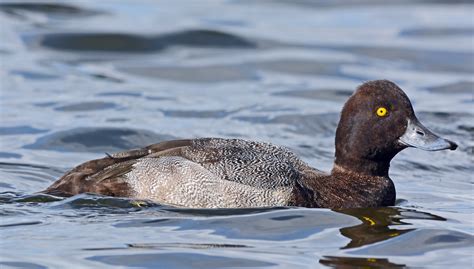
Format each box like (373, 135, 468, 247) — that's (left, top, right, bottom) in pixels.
(334, 80, 457, 177)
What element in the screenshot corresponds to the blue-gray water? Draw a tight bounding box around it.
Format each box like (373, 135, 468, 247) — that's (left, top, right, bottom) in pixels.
(0, 1, 473, 268)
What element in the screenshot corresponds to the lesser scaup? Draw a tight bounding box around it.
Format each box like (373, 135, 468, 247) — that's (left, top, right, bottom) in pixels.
(43, 80, 457, 208)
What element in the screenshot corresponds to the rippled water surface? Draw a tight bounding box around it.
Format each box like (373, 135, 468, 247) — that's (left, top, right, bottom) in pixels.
(1, 1, 473, 268)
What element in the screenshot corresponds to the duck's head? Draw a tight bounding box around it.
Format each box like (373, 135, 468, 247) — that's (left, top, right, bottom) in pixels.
(334, 80, 457, 177)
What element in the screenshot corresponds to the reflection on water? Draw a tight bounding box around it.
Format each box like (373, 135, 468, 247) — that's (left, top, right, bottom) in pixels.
(0, 189, 473, 268)
(336, 207, 445, 249)
(320, 256, 406, 269)
(3, 191, 447, 250)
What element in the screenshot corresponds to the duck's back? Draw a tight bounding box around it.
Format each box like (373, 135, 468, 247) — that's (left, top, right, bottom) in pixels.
(44, 138, 322, 207)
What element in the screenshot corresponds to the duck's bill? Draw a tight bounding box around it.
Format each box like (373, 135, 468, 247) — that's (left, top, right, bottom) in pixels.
(398, 118, 457, 151)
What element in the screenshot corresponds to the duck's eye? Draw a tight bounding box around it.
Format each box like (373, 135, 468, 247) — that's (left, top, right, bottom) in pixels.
(376, 107, 388, 117)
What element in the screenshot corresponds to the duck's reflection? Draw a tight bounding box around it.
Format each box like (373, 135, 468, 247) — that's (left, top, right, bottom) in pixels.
(337, 207, 410, 249)
(319, 207, 446, 268)
(319, 256, 405, 268)
(335, 207, 445, 249)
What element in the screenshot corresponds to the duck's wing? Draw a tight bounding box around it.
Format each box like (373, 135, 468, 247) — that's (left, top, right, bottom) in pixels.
(44, 138, 307, 197)
(43, 139, 193, 196)
(179, 138, 306, 189)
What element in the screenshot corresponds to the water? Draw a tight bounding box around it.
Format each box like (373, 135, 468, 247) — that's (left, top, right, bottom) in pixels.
(0, 0, 473, 268)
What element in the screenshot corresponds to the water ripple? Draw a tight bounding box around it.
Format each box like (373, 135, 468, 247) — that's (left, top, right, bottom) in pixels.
(24, 127, 177, 153)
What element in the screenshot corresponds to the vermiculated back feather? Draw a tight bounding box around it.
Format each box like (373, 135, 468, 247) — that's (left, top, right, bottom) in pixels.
(44, 138, 323, 207)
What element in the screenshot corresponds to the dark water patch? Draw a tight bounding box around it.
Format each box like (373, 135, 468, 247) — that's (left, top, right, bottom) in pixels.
(24, 127, 177, 153)
(0, 2, 102, 17)
(0, 125, 48, 135)
(349, 229, 474, 256)
(105, 118, 129, 123)
(121, 64, 259, 82)
(0, 221, 42, 228)
(426, 81, 474, 94)
(236, 113, 340, 136)
(38, 33, 158, 52)
(458, 125, 474, 137)
(0, 152, 21, 159)
(54, 101, 117, 112)
(155, 29, 256, 48)
(161, 109, 237, 118)
(88, 73, 124, 83)
(274, 88, 352, 101)
(400, 27, 474, 37)
(298, 144, 312, 149)
(88, 253, 275, 268)
(145, 96, 174, 101)
(96, 92, 142, 97)
(10, 70, 60, 80)
(270, 214, 304, 221)
(33, 101, 57, 107)
(320, 256, 405, 269)
(36, 29, 255, 53)
(0, 261, 47, 269)
(202, 18, 248, 27)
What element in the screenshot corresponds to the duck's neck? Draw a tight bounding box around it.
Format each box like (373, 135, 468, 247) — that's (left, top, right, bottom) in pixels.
(300, 164, 396, 208)
(323, 163, 395, 208)
(333, 156, 391, 178)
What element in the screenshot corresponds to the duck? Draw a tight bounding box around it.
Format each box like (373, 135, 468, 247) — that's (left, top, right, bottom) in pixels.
(43, 80, 457, 209)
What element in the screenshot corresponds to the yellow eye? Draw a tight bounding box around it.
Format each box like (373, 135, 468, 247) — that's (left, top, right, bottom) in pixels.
(376, 107, 388, 117)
